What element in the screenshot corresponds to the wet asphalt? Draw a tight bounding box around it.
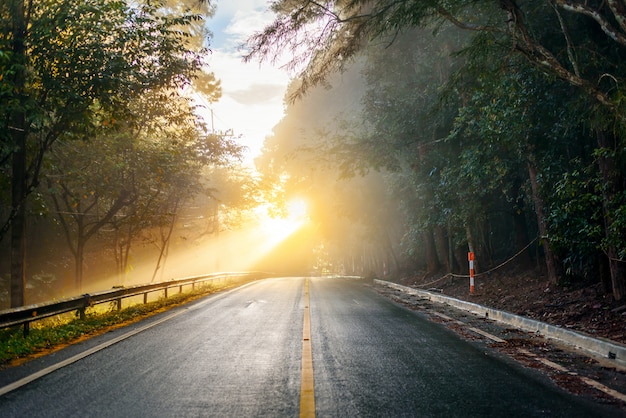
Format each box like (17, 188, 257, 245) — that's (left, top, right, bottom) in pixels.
(0, 277, 621, 417)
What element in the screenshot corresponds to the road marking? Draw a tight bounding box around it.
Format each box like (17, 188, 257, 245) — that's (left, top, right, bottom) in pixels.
(517, 348, 626, 402)
(580, 377, 626, 402)
(432, 311, 505, 343)
(536, 357, 569, 372)
(467, 326, 506, 343)
(431, 312, 453, 321)
(517, 348, 568, 372)
(300, 278, 316, 418)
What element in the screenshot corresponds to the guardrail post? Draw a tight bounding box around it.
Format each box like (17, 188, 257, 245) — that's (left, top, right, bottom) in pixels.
(80, 294, 91, 320)
(0, 273, 248, 335)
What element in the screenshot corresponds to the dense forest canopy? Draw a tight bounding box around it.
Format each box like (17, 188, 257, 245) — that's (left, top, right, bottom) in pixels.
(247, 0, 626, 299)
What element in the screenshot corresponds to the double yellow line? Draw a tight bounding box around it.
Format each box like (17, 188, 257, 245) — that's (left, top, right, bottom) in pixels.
(300, 278, 316, 417)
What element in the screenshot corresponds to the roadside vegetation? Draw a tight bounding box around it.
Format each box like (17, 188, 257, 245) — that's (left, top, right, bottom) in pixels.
(0, 280, 241, 367)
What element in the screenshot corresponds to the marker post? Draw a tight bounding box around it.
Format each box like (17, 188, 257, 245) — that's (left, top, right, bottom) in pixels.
(468, 252, 475, 294)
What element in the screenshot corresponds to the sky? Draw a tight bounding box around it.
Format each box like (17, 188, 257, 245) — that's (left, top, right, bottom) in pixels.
(202, 1, 291, 162)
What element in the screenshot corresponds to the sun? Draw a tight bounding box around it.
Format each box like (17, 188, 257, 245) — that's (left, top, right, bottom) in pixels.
(256, 197, 309, 244)
(285, 198, 308, 222)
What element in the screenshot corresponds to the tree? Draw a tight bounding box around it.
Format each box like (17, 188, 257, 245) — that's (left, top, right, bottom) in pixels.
(2, 0, 29, 308)
(247, 1, 626, 113)
(447, 61, 574, 283)
(46, 134, 138, 290)
(246, 0, 626, 299)
(1, 0, 213, 306)
(45, 81, 239, 290)
(254, 64, 413, 278)
(356, 26, 468, 275)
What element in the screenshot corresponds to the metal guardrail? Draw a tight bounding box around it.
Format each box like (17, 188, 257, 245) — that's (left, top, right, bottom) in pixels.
(0, 272, 267, 336)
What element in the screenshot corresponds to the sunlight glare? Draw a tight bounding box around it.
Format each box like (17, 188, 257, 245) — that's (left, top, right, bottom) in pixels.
(95, 198, 313, 291)
(259, 197, 308, 243)
(287, 198, 307, 221)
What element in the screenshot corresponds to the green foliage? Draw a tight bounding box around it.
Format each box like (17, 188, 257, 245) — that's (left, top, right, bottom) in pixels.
(246, 0, 626, 293)
(43, 87, 242, 286)
(24, 0, 207, 126)
(609, 192, 626, 260)
(547, 164, 604, 278)
(0, 0, 213, 242)
(1, 1, 239, 298)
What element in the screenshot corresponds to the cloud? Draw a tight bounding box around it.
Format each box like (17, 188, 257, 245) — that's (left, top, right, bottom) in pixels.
(211, 1, 274, 50)
(203, 1, 290, 162)
(202, 49, 288, 161)
(208, 50, 288, 100)
(229, 83, 285, 105)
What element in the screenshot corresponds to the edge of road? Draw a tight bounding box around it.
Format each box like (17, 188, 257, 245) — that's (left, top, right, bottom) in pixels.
(0, 280, 261, 397)
(373, 279, 626, 369)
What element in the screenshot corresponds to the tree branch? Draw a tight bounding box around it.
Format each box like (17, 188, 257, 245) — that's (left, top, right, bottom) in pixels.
(555, 0, 626, 46)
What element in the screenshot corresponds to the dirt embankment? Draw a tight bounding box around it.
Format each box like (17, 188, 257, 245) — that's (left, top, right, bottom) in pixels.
(398, 266, 626, 345)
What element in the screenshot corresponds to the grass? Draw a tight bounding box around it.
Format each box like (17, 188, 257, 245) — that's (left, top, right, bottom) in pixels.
(0, 280, 243, 368)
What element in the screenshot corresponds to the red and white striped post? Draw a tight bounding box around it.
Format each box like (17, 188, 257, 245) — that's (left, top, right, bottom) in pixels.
(468, 252, 475, 294)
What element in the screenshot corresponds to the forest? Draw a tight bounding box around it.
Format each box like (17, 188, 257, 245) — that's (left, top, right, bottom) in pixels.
(248, 0, 626, 300)
(0, 0, 262, 309)
(1, 0, 626, 310)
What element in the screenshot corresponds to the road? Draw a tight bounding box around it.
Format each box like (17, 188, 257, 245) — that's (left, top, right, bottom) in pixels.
(0, 277, 621, 417)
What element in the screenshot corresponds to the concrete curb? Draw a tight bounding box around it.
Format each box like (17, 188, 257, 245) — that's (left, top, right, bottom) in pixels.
(374, 279, 626, 368)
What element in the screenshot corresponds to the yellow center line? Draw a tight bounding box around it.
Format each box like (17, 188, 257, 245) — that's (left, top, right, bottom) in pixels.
(300, 278, 316, 418)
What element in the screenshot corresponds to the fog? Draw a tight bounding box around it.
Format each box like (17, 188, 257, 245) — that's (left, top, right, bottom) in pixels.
(254, 56, 406, 283)
(0, 27, 462, 309)
(0, 197, 319, 309)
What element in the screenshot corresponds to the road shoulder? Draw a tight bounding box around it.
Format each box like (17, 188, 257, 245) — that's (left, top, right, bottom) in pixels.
(372, 280, 626, 413)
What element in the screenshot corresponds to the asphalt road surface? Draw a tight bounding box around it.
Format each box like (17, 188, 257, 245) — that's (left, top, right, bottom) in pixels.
(0, 277, 622, 417)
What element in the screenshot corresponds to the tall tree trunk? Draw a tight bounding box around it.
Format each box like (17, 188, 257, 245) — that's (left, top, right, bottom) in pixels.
(9, 0, 27, 308)
(598, 253, 612, 294)
(511, 177, 533, 267)
(527, 160, 562, 284)
(466, 225, 476, 272)
(74, 218, 86, 292)
(75, 240, 85, 292)
(596, 130, 626, 300)
(381, 227, 400, 276)
(434, 225, 450, 273)
(152, 212, 177, 283)
(119, 232, 132, 284)
(10, 130, 26, 308)
(115, 220, 133, 285)
(423, 228, 440, 275)
(454, 245, 469, 275)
